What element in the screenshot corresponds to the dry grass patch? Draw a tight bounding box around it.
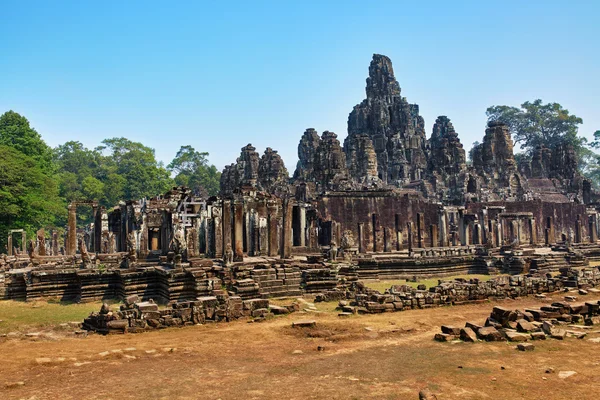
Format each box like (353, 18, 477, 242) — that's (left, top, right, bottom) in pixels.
(363, 274, 496, 293)
(0, 300, 108, 334)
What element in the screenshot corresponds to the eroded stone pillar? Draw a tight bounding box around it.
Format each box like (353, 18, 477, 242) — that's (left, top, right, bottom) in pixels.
(438, 210, 447, 247)
(575, 215, 582, 243)
(21, 231, 26, 254)
(280, 199, 292, 259)
(233, 202, 244, 261)
(430, 225, 438, 247)
(589, 215, 598, 243)
(417, 213, 424, 248)
(267, 202, 279, 257)
(358, 223, 365, 253)
(37, 229, 46, 256)
(299, 207, 306, 247)
(529, 218, 536, 245)
(67, 203, 77, 255)
(7, 235, 12, 256)
(407, 222, 413, 252)
(372, 213, 380, 252)
(213, 205, 223, 259)
(383, 227, 391, 252)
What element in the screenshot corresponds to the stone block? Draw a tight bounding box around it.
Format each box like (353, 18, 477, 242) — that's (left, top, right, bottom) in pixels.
(517, 343, 535, 351)
(460, 327, 478, 342)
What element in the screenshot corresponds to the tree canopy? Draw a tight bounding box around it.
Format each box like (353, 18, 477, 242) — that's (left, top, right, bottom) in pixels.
(486, 100, 600, 186)
(168, 145, 221, 196)
(486, 100, 584, 153)
(0, 111, 53, 171)
(0, 145, 64, 251)
(0, 110, 221, 248)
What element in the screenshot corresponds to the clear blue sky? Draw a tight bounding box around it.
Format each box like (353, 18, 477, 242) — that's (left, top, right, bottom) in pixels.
(1, 1, 598, 171)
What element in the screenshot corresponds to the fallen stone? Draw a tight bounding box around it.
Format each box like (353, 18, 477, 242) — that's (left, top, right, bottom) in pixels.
(516, 319, 536, 333)
(530, 332, 547, 340)
(517, 343, 535, 351)
(419, 388, 438, 400)
(434, 333, 456, 342)
(292, 320, 316, 328)
(551, 330, 567, 340)
(460, 327, 478, 342)
(505, 331, 529, 342)
(35, 357, 52, 364)
(558, 371, 576, 379)
(268, 305, 289, 315)
(465, 321, 483, 331)
(477, 326, 503, 342)
(441, 325, 461, 335)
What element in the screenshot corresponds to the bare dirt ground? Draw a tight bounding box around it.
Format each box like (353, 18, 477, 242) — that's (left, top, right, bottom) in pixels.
(2, 292, 600, 400)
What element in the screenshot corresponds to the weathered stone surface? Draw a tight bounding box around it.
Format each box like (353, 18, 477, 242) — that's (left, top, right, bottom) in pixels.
(347, 54, 428, 185)
(477, 326, 503, 342)
(258, 147, 289, 196)
(460, 327, 478, 342)
(505, 331, 529, 342)
(343, 133, 382, 188)
(517, 343, 535, 351)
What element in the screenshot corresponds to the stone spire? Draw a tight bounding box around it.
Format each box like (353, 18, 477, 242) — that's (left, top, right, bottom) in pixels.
(347, 54, 428, 185)
(343, 133, 381, 187)
(293, 128, 321, 181)
(366, 54, 401, 102)
(258, 147, 289, 195)
(428, 116, 466, 177)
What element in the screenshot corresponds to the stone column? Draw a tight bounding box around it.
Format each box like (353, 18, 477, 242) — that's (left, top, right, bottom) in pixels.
(280, 199, 293, 259)
(430, 225, 438, 247)
(267, 202, 279, 257)
(358, 223, 365, 253)
(529, 218, 536, 245)
(372, 214, 379, 252)
(383, 227, 392, 252)
(473, 223, 480, 245)
(575, 215, 582, 243)
(395, 214, 401, 251)
(21, 231, 26, 254)
(37, 229, 46, 256)
(222, 200, 232, 257)
(438, 210, 447, 247)
(7, 235, 12, 256)
(299, 206, 306, 247)
(407, 222, 413, 252)
(213, 206, 223, 259)
(458, 212, 466, 246)
(481, 209, 489, 244)
(417, 213, 424, 248)
(589, 215, 598, 243)
(233, 202, 244, 261)
(496, 220, 503, 247)
(67, 203, 77, 255)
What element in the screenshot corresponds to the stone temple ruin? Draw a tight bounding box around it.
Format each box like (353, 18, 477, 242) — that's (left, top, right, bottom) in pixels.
(2, 54, 600, 326)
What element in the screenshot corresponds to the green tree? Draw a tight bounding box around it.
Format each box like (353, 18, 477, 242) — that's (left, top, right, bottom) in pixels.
(0, 145, 64, 252)
(168, 145, 221, 196)
(486, 100, 584, 152)
(97, 138, 173, 200)
(53, 141, 105, 203)
(486, 100, 592, 175)
(0, 111, 53, 171)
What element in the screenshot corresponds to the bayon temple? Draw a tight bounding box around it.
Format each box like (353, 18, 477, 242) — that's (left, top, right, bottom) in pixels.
(2, 54, 600, 305)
